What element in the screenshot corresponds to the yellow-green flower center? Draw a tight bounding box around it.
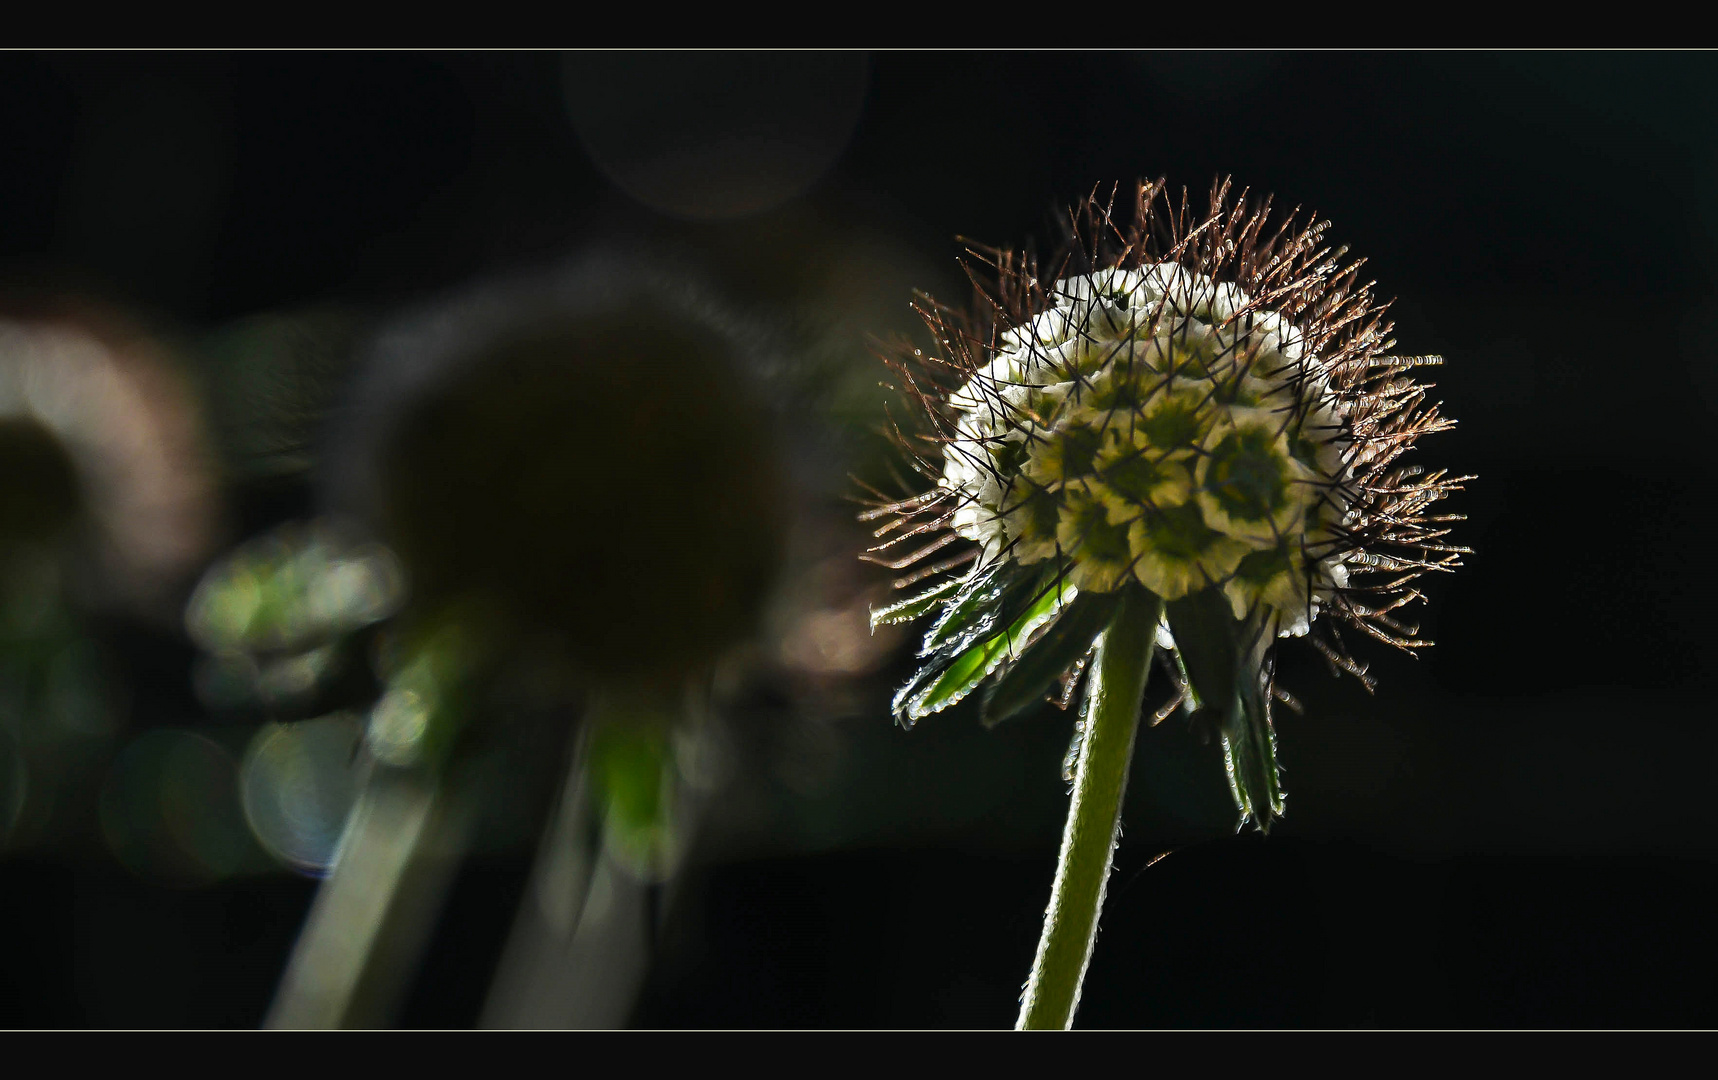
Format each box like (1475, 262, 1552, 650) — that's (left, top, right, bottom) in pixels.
(941, 264, 1351, 630)
(1203, 428, 1290, 527)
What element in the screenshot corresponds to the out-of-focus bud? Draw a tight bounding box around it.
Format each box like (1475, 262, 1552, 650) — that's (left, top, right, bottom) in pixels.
(0, 418, 83, 546)
(0, 300, 218, 616)
(184, 519, 405, 716)
(185, 519, 405, 657)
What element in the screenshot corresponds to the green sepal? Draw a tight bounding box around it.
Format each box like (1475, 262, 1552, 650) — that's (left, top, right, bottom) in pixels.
(870, 575, 966, 630)
(980, 590, 1118, 728)
(894, 569, 1075, 725)
(1164, 588, 1284, 831)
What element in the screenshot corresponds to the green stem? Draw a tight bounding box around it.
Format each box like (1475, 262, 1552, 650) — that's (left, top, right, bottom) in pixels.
(1016, 584, 1160, 1030)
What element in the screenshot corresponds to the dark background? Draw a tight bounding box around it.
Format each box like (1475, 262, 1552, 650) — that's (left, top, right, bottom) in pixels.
(4, 51, 1718, 1028)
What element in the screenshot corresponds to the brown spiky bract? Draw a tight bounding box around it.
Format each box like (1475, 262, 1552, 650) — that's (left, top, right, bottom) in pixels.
(861, 177, 1470, 688)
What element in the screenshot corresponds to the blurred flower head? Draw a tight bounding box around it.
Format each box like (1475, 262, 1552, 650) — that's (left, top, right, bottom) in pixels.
(331, 260, 790, 687)
(0, 300, 217, 614)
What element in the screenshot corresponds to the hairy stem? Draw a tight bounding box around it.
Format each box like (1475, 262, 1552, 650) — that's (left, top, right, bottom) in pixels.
(1016, 584, 1160, 1030)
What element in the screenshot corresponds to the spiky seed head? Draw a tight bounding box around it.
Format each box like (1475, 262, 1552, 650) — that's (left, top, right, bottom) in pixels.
(869, 177, 1466, 657)
(865, 179, 1470, 828)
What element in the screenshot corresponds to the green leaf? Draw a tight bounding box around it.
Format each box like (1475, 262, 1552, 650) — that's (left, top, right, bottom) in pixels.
(980, 591, 1119, 727)
(1164, 589, 1241, 714)
(916, 562, 1006, 654)
(584, 695, 680, 877)
(1221, 665, 1284, 832)
(920, 559, 1065, 652)
(591, 724, 670, 844)
(890, 562, 1074, 725)
(870, 575, 966, 630)
(900, 572, 1076, 723)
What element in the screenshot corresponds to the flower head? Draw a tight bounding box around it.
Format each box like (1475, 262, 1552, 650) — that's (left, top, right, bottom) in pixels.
(866, 179, 1468, 830)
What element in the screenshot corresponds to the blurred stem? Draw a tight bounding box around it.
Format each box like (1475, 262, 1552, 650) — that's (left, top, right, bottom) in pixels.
(1016, 584, 1160, 1031)
(265, 604, 491, 1028)
(481, 686, 689, 1028)
(264, 764, 472, 1029)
